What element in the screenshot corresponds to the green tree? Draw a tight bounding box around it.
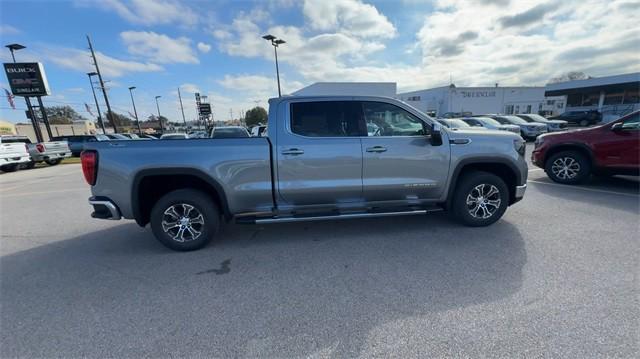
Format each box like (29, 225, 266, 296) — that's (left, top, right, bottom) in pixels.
(245, 106, 267, 127)
(45, 106, 89, 124)
(105, 111, 132, 128)
(548, 71, 591, 84)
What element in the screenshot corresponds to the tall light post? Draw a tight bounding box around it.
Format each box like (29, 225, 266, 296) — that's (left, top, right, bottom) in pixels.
(88, 72, 106, 133)
(5, 43, 25, 63)
(262, 34, 285, 97)
(128, 86, 142, 135)
(177, 87, 187, 131)
(155, 95, 164, 133)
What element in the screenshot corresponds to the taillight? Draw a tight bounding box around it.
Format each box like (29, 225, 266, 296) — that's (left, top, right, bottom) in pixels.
(81, 151, 98, 185)
(36, 143, 45, 153)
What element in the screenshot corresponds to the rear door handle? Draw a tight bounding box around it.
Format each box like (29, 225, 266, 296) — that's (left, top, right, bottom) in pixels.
(366, 146, 387, 153)
(282, 148, 304, 155)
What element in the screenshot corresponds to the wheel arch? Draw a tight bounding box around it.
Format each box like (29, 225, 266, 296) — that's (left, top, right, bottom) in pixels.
(131, 168, 231, 226)
(543, 143, 594, 168)
(446, 158, 522, 208)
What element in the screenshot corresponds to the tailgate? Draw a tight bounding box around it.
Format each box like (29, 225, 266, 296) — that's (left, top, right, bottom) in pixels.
(0, 143, 28, 157)
(42, 141, 70, 153)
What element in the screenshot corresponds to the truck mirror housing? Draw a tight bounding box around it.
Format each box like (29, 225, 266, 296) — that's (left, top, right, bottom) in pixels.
(430, 123, 443, 146)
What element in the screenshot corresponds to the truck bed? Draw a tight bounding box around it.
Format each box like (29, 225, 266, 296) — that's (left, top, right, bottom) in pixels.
(85, 138, 274, 219)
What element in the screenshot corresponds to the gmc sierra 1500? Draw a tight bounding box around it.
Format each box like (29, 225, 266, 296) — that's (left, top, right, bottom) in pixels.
(83, 96, 527, 251)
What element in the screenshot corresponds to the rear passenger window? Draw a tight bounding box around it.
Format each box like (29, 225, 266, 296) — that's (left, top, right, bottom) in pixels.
(290, 101, 364, 137)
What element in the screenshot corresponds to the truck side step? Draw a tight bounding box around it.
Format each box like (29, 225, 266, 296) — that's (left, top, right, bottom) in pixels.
(241, 207, 443, 224)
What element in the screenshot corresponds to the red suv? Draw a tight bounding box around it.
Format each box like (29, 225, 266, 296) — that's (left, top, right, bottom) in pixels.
(532, 111, 639, 184)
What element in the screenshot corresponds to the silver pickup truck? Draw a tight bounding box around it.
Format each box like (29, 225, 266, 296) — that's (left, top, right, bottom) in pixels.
(83, 96, 528, 251)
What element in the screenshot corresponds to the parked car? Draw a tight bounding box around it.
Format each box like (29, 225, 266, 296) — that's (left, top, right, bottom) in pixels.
(51, 134, 111, 157)
(210, 126, 250, 138)
(188, 131, 208, 139)
(139, 134, 158, 140)
(440, 111, 472, 119)
(249, 125, 268, 137)
(460, 117, 520, 134)
(532, 111, 639, 184)
(121, 133, 149, 140)
(436, 118, 487, 131)
(480, 114, 547, 140)
(0, 135, 31, 172)
(7, 135, 72, 167)
(83, 96, 528, 251)
(160, 133, 189, 140)
(549, 110, 601, 127)
(516, 113, 568, 132)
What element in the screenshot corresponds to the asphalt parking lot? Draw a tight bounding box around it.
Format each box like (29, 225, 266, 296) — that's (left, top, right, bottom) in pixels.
(1, 145, 638, 358)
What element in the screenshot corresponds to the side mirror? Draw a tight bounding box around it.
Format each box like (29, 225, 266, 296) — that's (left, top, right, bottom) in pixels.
(611, 123, 623, 132)
(430, 123, 443, 146)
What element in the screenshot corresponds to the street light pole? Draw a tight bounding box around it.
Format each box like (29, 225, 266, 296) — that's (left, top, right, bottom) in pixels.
(87, 73, 106, 134)
(128, 86, 142, 135)
(177, 87, 187, 131)
(262, 34, 286, 97)
(155, 95, 164, 133)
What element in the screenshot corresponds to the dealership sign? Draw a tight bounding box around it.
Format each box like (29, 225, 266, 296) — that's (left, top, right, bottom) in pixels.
(460, 90, 496, 98)
(198, 103, 211, 115)
(3, 62, 51, 97)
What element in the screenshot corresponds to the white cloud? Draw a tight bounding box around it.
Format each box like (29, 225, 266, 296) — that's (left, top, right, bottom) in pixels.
(44, 47, 163, 78)
(302, 0, 396, 38)
(197, 42, 212, 53)
(76, 0, 199, 27)
(179, 83, 200, 94)
(0, 24, 20, 35)
(120, 31, 198, 64)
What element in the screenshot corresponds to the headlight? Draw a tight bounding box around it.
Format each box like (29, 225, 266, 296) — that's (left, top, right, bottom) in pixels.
(513, 139, 526, 156)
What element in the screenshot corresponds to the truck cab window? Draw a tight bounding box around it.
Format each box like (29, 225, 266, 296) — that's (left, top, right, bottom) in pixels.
(290, 101, 364, 137)
(361, 101, 425, 137)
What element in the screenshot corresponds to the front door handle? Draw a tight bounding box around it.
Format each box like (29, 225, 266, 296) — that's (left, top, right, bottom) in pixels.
(282, 148, 304, 155)
(366, 146, 387, 153)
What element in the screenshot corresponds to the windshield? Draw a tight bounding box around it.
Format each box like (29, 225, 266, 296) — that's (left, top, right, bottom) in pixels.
(523, 114, 549, 122)
(212, 128, 249, 138)
(473, 117, 502, 126)
(446, 119, 471, 128)
(501, 116, 528, 125)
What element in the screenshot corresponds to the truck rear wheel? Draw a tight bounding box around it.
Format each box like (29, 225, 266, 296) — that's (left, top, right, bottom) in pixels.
(45, 159, 62, 166)
(451, 171, 509, 227)
(150, 189, 220, 251)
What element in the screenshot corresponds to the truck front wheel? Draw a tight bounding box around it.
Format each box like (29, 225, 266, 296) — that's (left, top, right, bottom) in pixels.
(150, 189, 220, 251)
(451, 171, 509, 227)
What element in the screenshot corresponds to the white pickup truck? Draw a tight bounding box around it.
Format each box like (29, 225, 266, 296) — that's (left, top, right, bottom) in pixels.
(0, 135, 31, 172)
(0, 135, 71, 170)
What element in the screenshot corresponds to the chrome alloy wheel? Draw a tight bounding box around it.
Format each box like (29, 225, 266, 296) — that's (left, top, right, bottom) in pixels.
(551, 156, 581, 180)
(161, 204, 205, 242)
(466, 184, 502, 219)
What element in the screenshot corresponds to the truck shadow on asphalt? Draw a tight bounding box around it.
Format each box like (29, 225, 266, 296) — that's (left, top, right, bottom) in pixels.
(1, 213, 526, 357)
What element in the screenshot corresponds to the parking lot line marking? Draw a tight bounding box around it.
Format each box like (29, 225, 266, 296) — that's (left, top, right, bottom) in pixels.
(527, 179, 639, 197)
(2, 188, 87, 198)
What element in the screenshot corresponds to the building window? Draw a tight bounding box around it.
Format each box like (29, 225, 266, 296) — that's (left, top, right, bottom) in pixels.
(515, 105, 520, 114)
(603, 92, 623, 105)
(505, 105, 514, 114)
(526, 105, 532, 113)
(557, 102, 564, 109)
(406, 96, 421, 101)
(546, 100, 555, 105)
(623, 89, 639, 104)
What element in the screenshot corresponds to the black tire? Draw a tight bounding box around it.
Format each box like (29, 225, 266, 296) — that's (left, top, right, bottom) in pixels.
(150, 189, 220, 251)
(451, 171, 509, 227)
(579, 119, 589, 127)
(545, 150, 590, 184)
(45, 159, 62, 166)
(1, 164, 19, 172)
(22, 161, 36, 169)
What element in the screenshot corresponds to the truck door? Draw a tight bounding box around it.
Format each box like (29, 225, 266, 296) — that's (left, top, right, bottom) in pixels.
(596, 113, 640, 170)
(276, 100, 365, 205)
(359, 100, 450, 201)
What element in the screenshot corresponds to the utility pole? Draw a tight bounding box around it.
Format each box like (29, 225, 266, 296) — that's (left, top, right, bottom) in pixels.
(87, 35, 117, 133)
(262, 35, 285, 97)
(87, 73, 106, 133)
(177, 87, 187, 131)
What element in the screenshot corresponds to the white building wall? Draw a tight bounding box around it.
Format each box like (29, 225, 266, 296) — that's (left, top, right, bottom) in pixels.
(399, 86, 547, 116)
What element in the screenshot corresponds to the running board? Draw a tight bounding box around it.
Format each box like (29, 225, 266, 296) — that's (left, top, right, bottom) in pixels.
(247, 208, 443, 224)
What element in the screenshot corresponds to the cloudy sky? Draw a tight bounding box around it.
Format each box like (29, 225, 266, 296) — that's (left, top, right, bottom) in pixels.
(0, 0, 638, 124)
